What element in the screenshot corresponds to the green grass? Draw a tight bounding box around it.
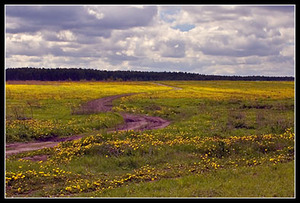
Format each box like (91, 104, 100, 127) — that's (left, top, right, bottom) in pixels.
(96, 162, 294, 197)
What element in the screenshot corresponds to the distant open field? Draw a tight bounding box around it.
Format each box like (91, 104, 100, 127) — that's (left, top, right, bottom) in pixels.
(5, 80, 295, 197)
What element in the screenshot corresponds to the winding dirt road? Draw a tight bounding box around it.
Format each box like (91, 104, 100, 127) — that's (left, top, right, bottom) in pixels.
(6, 92, 171, 156)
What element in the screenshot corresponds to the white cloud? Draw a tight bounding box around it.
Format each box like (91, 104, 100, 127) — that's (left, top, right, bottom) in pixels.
(86, 7, 104, 20)
(5, 5, 295, 76)
(280, 45, 294, 58)
(57, 30, 77, 41)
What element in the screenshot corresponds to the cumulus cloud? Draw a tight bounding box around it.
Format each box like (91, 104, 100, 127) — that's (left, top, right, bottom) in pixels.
(160, 40, 186, 58)
(5, 5, 295, 76)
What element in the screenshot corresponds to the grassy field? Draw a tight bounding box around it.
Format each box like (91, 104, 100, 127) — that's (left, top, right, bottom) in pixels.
(5, 80, 295, 198)
(5, 81, 171, 142)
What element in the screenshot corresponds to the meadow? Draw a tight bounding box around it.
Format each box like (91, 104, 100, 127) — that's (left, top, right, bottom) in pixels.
(5, 81, 170, 142)
(5, 80, 295, 197)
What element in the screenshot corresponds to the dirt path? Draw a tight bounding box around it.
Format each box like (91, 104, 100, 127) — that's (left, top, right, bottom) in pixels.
(151, 82, 183, 90)
(6, 91, 171, 157)
(73, 93, 136, 114)
(5, 135, 84, 156)
(115, 113, 170, 132)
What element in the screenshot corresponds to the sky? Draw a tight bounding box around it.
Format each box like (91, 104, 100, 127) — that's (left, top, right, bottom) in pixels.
(5, 5, 295, 76)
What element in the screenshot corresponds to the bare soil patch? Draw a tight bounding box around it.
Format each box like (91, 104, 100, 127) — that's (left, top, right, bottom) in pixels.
(6, 141, 57, 156)
(21, 155, 49, 162)
(114, 113, 170, 132)
(73, 93, 136, 114)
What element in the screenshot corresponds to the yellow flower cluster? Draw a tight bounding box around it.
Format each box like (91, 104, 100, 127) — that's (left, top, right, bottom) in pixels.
(59, 164, 167, 196)
(6, 112, 123, 142)
(6, 81, 170, 102)
(48, 127, 294, 167)
(6, 159, 73, 195)
(6, 119, 59, 140)
(6, 128, 294, 196)
(149, 81, 295, 100)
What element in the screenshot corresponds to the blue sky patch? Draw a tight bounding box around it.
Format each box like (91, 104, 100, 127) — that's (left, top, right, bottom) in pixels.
(172, 23, 196, 32)
(159, 8, 181, 23)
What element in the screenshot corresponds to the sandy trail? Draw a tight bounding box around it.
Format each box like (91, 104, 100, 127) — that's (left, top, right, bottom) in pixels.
(6, 91, 171, 157)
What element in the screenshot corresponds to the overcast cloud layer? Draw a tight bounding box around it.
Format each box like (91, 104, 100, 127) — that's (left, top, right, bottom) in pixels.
(5, 5, 295, 76)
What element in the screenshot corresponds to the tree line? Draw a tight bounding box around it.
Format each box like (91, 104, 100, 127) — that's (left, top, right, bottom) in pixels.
(5, 67, 294, 81)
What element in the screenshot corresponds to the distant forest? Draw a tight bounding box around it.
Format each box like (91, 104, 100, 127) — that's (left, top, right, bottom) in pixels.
(5, 68, 294, 81)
